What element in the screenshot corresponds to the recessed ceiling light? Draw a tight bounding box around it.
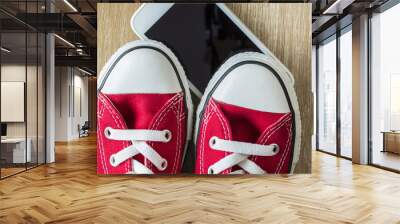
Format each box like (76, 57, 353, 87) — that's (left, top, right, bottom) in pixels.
(323, 0, 355, 15)
(63, 0, 78, 12)
(78, 67, 94, 76)
(1, 47, 11, 53)
(54, 34, 75, 48)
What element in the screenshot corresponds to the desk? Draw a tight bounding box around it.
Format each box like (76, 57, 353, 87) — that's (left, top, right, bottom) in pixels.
(1, 138, 31, 163)
(382, 131, 400, 154)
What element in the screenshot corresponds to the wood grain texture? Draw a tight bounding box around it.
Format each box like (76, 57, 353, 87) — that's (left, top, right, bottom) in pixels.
(0, 135, 400, 223)
(97, 4, 140, 73)
(97, 3, 312, 173)
(227, 3, 312, 173)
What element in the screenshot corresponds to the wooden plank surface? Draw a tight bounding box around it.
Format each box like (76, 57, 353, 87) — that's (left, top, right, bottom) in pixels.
(97, 4, 140, 73)
(1, 135, 400, 223)
(97, 3, 312, 173)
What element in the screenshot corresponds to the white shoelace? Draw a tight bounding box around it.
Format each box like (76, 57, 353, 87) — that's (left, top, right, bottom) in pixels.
(104, 127, 171, 174)
(207, 136, 279, 174)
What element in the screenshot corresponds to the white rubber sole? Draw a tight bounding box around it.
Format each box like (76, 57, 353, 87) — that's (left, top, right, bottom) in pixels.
(98, 40, 193, 165)
(194, 52, 301, 174)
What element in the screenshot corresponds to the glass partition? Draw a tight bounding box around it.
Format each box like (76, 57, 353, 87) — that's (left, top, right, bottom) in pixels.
(38, 32, 45, 165)
(1, 30, 28, 177)
(27, 30, 38, 169)
(0, 1, 46, 179)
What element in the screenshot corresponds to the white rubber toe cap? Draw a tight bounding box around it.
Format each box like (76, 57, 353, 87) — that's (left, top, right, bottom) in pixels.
(101, 46, 182, 94)
(213, 63, 290, 113)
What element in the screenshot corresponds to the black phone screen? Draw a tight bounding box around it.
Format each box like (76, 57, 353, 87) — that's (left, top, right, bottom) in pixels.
(145, 3, 261, 95)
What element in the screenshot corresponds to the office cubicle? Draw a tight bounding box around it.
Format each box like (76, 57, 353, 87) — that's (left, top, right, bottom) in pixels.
(0, 1, 46, 179)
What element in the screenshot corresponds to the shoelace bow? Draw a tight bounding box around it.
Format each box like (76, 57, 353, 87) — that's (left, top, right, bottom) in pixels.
(104, 127, 171, 174)
(208, 136, 279, 174)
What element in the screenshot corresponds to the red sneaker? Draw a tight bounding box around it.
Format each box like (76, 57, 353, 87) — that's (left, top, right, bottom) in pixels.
(194, 52, 301, 174)
(97, 40, 192, 174)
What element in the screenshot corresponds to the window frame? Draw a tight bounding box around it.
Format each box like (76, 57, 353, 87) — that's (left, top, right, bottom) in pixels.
(315, 24, 353, 160)
(367, 0, 400, 173)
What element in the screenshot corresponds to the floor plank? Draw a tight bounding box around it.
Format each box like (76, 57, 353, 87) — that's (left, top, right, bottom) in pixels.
(373, 150, 400, 171)
(0, 135, 399, 223)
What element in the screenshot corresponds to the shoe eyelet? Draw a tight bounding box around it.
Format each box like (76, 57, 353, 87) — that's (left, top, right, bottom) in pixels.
(164, 130, 172, 142)
(208, 167, 215, 174)
(104, 127, 112, 138)
(272, 144, 279, 154)
(209, 136, 218, 148)
(160, 159, 168, 171)
(110, 154, 118, 167)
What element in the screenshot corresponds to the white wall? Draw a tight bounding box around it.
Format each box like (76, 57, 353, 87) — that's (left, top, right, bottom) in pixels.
(1, 63, 47, 164)
(54, 67, 89, 141)
(71, 73, 89, 139)
(1, 65, 36, 138)
(55, 66, 69, 141)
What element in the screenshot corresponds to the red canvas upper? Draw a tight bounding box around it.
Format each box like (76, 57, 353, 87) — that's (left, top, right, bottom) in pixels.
(97, 92, 187, 174)
(195, 98, 293, 174)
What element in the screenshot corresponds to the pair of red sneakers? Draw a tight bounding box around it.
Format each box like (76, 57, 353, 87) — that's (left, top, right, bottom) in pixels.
(97, 40, 301, 175)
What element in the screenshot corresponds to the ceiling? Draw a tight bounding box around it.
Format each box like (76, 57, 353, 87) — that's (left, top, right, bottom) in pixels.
(0, 0, 100, 73)
(0, 0, 394, 74)
(312, 0, 390, 43)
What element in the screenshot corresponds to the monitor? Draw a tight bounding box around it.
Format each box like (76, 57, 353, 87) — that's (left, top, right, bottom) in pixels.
(1, 123, 7, 137)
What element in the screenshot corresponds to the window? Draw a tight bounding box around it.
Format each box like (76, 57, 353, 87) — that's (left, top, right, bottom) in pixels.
(316, 26, 353, 159)
(339, 28, 352, 158)
(370, 3, 400, 171)
(317, 36, 337, 154)
(312, 46, 317, 150)
(390, 74, 400, 130)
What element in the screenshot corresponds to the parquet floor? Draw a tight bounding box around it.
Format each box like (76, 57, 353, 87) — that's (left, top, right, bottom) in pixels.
(0, 135, 399, 224)
(373, 150, 400, 171)
(1, 167, 25, 178)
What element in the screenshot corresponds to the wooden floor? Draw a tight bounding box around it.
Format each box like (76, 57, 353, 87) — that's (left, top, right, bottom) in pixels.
(1, 167, 26, 178)
(373, 150, 400, 171)
(0, 135, 399, 223)
(1, 163, 43, 178)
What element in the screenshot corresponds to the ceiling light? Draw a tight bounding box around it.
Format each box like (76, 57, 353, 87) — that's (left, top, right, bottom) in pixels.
(78, 67, 94, 76)
(54, 34, 75, 48)
(1, 47, 11, 53)
(76, 48, 87, 56)
(323, 0, 355, 15)
(63, 0, 78, 12)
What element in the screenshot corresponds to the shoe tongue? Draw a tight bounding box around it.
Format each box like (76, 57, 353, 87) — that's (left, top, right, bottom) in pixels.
(105, 93, 178, 129)
(209, 99, 233, 140)
(214, 100, 290, 144)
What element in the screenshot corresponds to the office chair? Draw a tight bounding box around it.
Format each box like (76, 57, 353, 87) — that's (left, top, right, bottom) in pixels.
(79, 121, 90, 138)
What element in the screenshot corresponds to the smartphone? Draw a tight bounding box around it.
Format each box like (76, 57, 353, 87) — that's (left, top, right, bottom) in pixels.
(131, 3, 286, 98)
